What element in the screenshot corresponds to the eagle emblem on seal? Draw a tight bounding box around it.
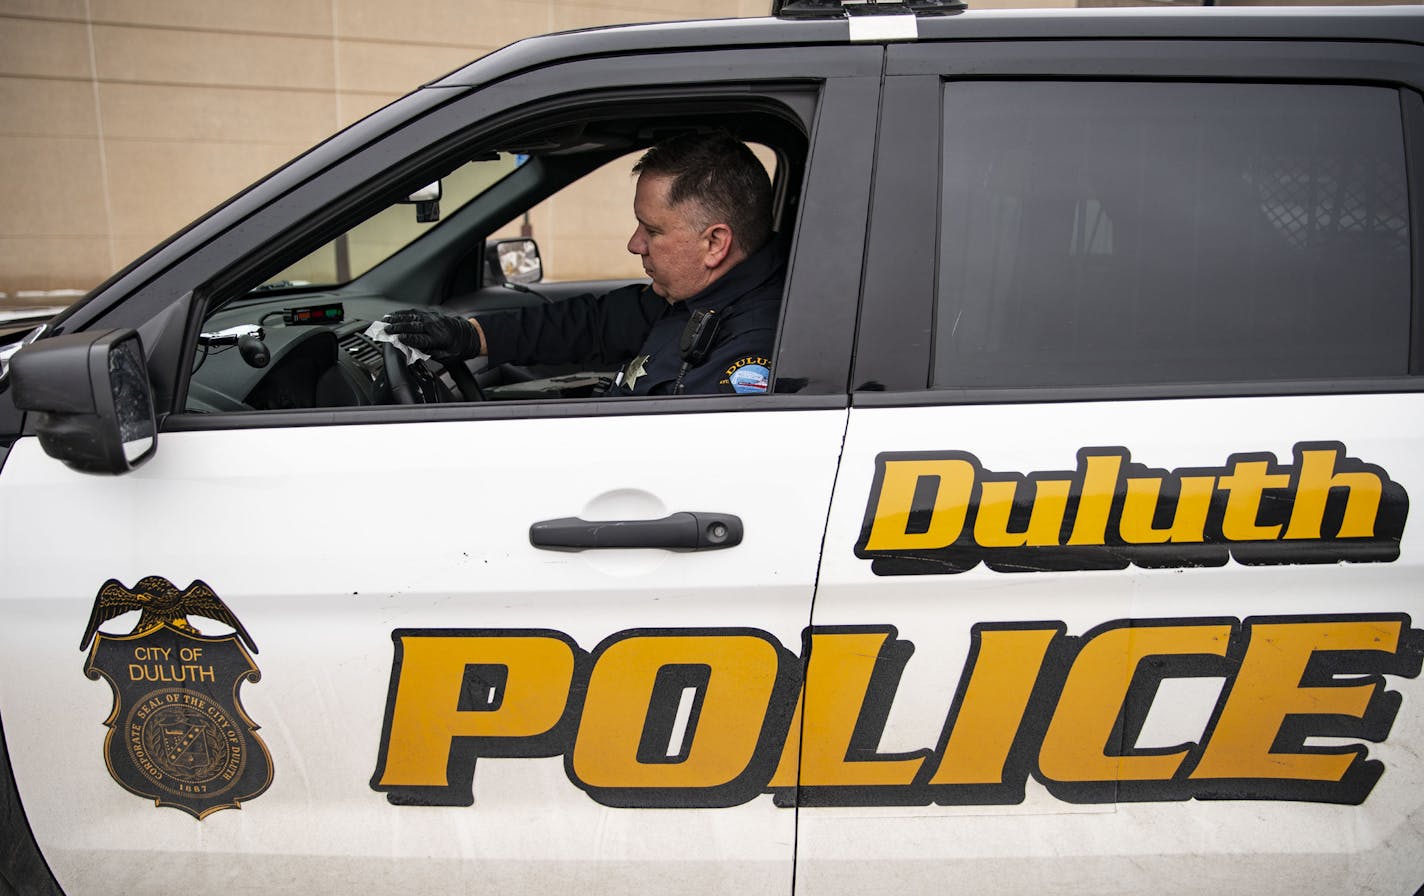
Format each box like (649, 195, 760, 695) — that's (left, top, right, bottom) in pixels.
(81, 576, 272, 819)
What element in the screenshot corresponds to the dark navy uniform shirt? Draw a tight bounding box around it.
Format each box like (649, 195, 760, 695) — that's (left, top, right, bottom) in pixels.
(475, 243, 784, 396)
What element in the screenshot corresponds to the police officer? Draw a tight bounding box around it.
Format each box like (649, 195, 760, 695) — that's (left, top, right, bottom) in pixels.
(383, 131, 781, 396)
(384, 131, 786, 396)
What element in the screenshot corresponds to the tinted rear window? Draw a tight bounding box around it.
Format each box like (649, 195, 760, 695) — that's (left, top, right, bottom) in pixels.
(934, 82, 1410, 388)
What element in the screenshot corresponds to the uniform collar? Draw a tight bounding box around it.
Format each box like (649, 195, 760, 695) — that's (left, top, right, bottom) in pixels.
(681, 241, 786, 314)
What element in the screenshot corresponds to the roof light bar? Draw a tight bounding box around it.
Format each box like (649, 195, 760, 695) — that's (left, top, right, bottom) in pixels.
(773, 0, 967, 19)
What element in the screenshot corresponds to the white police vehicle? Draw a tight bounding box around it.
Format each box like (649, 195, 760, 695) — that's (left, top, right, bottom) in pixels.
(1, 2, 1422, 894)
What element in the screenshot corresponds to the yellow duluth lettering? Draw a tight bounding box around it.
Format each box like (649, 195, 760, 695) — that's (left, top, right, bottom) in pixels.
(856, 442, 1408, 575)
(370, 616, 1422, 810)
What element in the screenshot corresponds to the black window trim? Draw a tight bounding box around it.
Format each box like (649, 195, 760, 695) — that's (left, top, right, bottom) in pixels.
(163, 392, 849, 433)
(851, 376, 1424, 411)
(1406, 87, 1424, 376)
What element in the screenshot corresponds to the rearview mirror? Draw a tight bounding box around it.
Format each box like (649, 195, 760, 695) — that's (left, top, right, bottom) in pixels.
(9, 329, 157, 474)
(406, 182, 441, 203)
(401, 181, 442, 223)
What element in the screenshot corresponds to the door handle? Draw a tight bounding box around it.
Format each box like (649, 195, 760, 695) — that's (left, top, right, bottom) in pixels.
(529, 512, 743, 552)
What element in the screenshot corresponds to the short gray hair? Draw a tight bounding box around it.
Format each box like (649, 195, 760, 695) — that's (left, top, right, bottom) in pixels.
(633, 131, 773, 255)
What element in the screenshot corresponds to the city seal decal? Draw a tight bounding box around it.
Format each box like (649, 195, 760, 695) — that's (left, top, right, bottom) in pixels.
(80, 576, 272, 818)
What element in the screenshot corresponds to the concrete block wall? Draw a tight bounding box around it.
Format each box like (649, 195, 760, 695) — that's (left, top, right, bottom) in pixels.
(0, 0, 765, 300)
(16, 0, 1388, 300)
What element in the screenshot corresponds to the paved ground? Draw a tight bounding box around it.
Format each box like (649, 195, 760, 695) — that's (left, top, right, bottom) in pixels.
(0, 292, 84, 319)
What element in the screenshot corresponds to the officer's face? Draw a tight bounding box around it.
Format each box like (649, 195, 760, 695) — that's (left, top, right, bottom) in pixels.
(627, 172, 718, 303)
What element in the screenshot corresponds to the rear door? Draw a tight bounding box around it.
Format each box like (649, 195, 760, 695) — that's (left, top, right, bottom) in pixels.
(798, 38, 1424, 894)
(0, 43, 880, 896)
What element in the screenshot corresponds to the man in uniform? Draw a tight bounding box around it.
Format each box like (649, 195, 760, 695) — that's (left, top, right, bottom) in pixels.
(383, 131, 782, 396)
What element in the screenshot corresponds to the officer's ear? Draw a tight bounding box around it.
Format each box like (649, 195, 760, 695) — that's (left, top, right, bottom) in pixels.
(702, 222, 734, 269)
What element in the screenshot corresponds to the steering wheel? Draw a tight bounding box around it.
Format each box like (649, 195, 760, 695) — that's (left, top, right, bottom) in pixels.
(381, 343, 485, 404)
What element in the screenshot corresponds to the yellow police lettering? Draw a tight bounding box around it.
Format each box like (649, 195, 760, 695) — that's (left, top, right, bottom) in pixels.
(927, 625, 1060, 786)
(767, 688, 801, 790)
(1039, 623, 1231, 783)
(370, 615, 1420, 809)
(375, 632, 576, 791)
(795, 629, 925, 789)
(1191, 619, 1402, 783)
(570, 632, 780, 791)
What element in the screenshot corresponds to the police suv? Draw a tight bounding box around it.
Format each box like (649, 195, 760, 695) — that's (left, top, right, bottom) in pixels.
(1, 1, 1422, 893)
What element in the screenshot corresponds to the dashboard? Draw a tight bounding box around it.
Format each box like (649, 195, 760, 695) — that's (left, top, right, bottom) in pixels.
(186, 293, 612, 413)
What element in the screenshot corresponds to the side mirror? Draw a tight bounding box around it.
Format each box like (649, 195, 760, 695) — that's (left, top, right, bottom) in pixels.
(401, 181, 442, 223)
(9, 329, 157, 474)
(485, 238, 544, 286)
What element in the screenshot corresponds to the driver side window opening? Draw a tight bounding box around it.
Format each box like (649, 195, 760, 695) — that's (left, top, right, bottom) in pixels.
(260, 155, 522, 290)
(182, 95, 810, 415)
(490, 145, 780, 284)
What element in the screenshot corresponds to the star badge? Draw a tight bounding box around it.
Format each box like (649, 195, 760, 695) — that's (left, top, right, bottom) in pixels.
(622, 354, 649, 390)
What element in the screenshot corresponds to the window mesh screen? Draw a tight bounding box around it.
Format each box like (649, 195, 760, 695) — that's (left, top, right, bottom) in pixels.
(934, 82, 1411, 389)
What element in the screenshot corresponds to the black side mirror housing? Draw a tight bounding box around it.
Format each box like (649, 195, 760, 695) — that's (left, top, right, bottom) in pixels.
(9, 329, 157, 474)
(485, 238, 544, 286)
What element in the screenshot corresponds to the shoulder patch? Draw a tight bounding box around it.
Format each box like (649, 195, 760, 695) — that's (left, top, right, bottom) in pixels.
(725, 356, 770, 394)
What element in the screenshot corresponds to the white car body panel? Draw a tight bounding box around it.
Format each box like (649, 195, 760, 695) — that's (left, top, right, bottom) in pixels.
(0, 408, 848, 895)
(800, 393, 1423, 894)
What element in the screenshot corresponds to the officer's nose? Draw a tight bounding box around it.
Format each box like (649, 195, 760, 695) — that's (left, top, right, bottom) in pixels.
(627, 225, 647, 256)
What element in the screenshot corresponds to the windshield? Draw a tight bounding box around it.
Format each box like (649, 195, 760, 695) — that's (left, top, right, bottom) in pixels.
(256, 153, 522, 291)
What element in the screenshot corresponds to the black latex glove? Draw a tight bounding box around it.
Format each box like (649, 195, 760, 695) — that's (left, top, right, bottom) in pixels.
(382, 309, 483, 360)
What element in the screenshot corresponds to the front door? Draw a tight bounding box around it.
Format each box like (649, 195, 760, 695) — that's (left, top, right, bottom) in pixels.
(0, 43, 882, 896)
(0, 405, 844, 894)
